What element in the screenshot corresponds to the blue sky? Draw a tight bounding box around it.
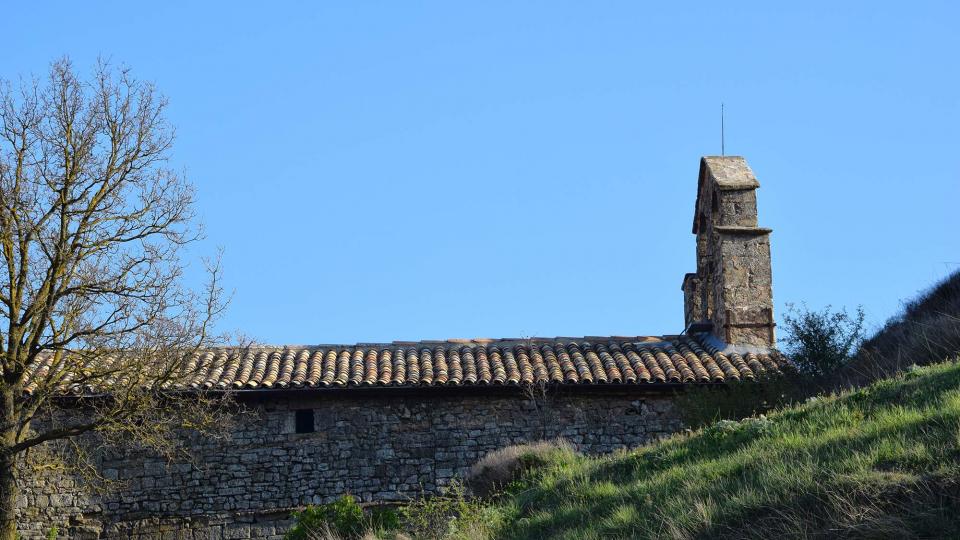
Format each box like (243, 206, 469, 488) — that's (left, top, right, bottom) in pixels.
(4, 2, 957, 344)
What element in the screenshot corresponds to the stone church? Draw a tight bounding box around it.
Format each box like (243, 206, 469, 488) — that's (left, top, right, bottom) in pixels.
(18, 156, 787, 538)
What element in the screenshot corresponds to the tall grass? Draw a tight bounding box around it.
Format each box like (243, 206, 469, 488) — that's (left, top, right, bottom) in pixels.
(841, 269, 960, 388)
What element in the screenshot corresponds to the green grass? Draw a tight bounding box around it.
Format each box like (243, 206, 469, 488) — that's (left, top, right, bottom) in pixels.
(481, 360, 960, 539)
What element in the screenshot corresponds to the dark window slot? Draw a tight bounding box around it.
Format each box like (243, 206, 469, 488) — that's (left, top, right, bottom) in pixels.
(294, 409, 315, 433)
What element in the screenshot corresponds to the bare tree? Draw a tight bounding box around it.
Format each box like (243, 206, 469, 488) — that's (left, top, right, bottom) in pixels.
(0, 58, 231, 539)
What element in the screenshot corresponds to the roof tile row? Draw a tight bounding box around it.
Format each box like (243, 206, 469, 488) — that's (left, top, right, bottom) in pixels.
(182, 334, 786, 391)
(28, 334, 790, 395)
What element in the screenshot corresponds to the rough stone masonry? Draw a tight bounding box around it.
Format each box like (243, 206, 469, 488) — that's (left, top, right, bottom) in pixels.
(18, 392, 682, 539)
(14, 156, 780, 539)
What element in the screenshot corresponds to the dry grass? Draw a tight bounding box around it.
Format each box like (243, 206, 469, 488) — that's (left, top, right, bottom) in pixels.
(301, 523, 394, 540)
(840, 269, 960, 388)
(466, 439, 574, 498)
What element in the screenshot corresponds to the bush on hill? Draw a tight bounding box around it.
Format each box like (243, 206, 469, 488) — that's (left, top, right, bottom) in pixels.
(676, 302, 866, 429)
(781, 303, 866, 377)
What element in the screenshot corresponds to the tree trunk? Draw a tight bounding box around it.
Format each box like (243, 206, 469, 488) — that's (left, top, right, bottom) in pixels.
(0, 453, 17, 540)
(1, 385, 19, 540)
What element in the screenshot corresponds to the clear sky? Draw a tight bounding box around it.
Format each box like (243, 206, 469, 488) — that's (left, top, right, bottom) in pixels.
(4, 2, 957, 345)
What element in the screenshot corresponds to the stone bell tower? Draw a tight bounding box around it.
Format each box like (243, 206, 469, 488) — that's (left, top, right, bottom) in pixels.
(681, 156, 775, 347)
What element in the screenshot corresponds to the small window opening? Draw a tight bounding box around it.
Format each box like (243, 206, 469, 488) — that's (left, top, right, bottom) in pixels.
(711, 192, 719, 213)
(295, 409, 315, 434)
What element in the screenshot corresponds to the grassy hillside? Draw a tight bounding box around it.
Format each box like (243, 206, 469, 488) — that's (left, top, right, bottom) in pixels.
(480, 360, 960, 539)
(841, 269, 960, 388)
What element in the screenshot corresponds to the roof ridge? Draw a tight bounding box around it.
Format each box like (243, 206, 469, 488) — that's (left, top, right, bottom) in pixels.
(241, 335, 679, 350)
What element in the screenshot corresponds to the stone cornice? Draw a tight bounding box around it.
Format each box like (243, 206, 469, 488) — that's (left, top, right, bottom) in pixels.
(713, 225, 772, 236)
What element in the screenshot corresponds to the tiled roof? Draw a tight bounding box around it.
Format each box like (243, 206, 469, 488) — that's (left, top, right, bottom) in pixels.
(28, 334, 789, 395)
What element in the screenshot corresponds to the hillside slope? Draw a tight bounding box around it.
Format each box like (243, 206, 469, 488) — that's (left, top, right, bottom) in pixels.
(841, 269, 960, 388)
(483, 360, 960, 539)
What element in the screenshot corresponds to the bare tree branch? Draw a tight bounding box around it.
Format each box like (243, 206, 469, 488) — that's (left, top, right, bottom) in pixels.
(0, 57, 233, 540)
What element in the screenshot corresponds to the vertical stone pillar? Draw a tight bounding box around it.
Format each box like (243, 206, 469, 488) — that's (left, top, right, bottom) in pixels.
(682, 156, 775, 347)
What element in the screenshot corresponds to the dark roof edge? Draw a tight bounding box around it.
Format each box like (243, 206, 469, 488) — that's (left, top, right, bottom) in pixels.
(713, 226, 773, 236)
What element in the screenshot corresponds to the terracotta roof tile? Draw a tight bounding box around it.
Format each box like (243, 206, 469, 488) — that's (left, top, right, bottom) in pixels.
(24, 334, 791, 395)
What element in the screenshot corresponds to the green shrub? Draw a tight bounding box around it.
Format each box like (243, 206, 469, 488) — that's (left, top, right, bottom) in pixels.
(286, 495, 366, 540)
(368, 506, 400, 534)
(675, 376, 800, 429)
(782, 303, 866, 376)
(400, 480, 494, 540)
(677, 303, 868, 428)
(286, 495, 402, 540)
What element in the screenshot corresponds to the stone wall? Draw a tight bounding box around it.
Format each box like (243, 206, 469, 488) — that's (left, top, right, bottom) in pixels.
(712, 229, 775, 346)
(16, 389, 682, 539)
